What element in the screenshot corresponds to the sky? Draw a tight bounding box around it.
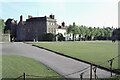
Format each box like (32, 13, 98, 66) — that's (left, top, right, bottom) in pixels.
(0, 0, 119, 28)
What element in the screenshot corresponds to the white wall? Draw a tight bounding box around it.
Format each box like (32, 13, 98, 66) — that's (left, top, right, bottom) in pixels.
(56, 29, 66, 37)
(56, 29, 80, 41)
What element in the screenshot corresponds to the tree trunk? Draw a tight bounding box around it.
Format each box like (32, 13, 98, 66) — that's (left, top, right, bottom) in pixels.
(79, 34, 81, 41)
(73, 34, 74, 41)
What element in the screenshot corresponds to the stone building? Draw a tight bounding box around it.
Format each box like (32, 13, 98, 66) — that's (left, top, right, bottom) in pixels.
(17, 14, 57, 41)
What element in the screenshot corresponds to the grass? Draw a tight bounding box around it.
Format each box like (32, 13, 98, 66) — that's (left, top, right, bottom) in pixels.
(2, 54, 61, 78)
(0, 42, 10, 43)
(27, 41, 119, 70)
(0, 26, 2, 35)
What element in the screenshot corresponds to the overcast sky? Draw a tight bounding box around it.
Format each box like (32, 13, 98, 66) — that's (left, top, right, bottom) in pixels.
(0, 0, 119, 28)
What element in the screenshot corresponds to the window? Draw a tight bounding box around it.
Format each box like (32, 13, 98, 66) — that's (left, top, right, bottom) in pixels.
(52, 28, 53, 33)
(53, 23, 54, 25)
(54, 28, 56, 33)
(48, 22, 49, 25)
(49, 28, 50, 33)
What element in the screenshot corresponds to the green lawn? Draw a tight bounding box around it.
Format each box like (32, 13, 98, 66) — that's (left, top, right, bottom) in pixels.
(27, 41, 119, 70)
(0, 26, 2, 35)
(2, 55, 61, 78)
(0, 42, 10, 43)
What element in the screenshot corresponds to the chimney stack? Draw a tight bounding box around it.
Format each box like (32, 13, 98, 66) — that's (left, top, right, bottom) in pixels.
(15, 20, 17, 24)
(28, 15, 32, 19)
(52, 15, 55, 19)
(49, 14, 55, 19)
(20, 15, 23, 22)
(62, 22, 65, 27)
(73, 22, 75, 26)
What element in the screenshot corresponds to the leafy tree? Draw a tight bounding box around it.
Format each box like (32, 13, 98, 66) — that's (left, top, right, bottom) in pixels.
(95, 29, 101, 37)
(67, 25, 73, 34)
(67, 23, 113, 40)
(84, 27, 90, 40)
(67, 23, 80, 41)
(100, 29, 105, 37)
(103, 28, 108, 37)
(79, 25, 85, 36)
(73, 25, 80, 35)
(117, 28, 120, 40)
(0, 19, 5, 35)
(106, 28, 112, 37)
(112, 28, 120, 40)
(85, 27, 90, 36)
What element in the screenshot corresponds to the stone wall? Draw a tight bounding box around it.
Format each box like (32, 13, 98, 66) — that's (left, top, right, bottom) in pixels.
(0, 34, 10, 42)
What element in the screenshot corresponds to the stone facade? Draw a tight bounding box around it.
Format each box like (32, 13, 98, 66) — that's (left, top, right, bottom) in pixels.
(17, 14, 57, 41)
(0, 34, 10, 42)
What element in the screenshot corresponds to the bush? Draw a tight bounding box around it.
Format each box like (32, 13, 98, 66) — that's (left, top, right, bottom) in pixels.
(57, 33, 65, 41)
(42, 33, 56, 41)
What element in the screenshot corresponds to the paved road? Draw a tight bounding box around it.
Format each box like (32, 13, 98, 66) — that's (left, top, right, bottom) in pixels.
(1, 42, 115, 79)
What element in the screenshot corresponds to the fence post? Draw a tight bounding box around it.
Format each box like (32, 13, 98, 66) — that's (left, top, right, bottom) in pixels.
(90, 64, 92, 80)
(93, 67, 97, 79)
(108, 58, 114, 77)
(23, 72, 26, 80)
(109, 59, 114, 77)
(80, 72, 84, 80)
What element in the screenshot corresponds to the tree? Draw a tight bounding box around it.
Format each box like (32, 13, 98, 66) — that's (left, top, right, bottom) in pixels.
(67, 25, 73, 34)
(68, 23, 113, 41)
(100, 29, 105, 37)
(67, 23, 80, 41)
(95, 29, 101, 37)
(0, 19, 5, 35)
(79, 25, 85, 35)
(81, 26, 91, 40)
(88, 27, 96, 40)
(112, 28, 120, 40)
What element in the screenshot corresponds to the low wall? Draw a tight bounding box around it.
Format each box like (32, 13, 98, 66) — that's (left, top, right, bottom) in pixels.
(0, 34, 10, 42)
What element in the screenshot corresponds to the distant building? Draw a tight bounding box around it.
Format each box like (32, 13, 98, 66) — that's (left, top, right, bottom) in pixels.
(5, 14, 80, 42)
(17, 14, 57, 41)
(56, 22, 80, 41)
(56, 22, 67, 40)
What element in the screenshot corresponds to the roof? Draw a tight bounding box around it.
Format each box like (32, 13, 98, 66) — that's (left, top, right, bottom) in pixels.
(23, 21, 26, 24)
(26, 17, 47, 22)
(57, 25, 67, 29)
(26, 16, 56, 22)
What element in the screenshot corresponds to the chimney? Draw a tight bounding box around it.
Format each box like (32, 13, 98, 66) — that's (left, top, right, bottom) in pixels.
(73, 22, 75, 26)
(15, 20, 17, 24)
(62, 22, 65, 27)
(50, 14, 52, 19)
(28, 15, 32, 19)
(49, 14, 55, 19)
(20, 15, 23, 22)
(52, 15, 55, 19)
